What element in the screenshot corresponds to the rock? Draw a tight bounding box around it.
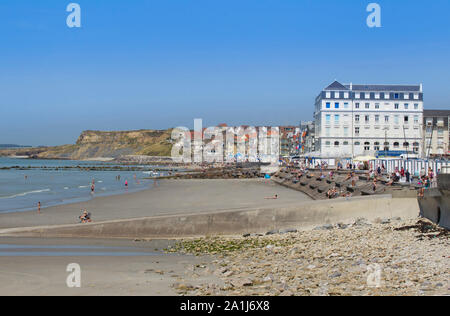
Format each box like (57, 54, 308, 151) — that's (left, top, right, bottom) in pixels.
(381, 218, 391, 225)
(223, 270, 234, 277)
(314, 224, 334, 230)
(266, 229, 279, 235)
(231, 278, 253, 287)
(280, 228, 298, 234)
(353, 218, 371, 227)
(329, 272, 342, 278)
(337, 223, 349, 229)
(173, 283, 194, 291)
(242, 233, 251, 238)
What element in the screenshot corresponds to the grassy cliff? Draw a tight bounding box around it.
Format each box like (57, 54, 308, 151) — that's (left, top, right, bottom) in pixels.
(0, 129, 174, 160)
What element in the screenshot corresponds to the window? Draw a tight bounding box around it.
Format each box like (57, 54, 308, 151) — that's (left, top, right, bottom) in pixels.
(326, 114, 331, 123)
(334, 115, 340, 123)
(326, 102, 331, 108)
(334, 141, 340, 147)
(414, 103, 419, 110)
(375, 103, 380, 109)
(375, 115, 380, 122)
(385, 116, 389, 123)
(365, 115, 370, 123)
(413, 142, 419, 153)
(344, 127, 349, 136)
(344, 92, 349, 98)
(438, 129, 444, 136)
(355, 93, 360, 99)
(404, 93, 409, 100)
(335, 102, 339, 109)
(364, 142, 370, 151)
(375, 93, 380, 99)
(394, 93, 399, 99)
(403, 142, 410, 148)
(355, 115, 360, 122)
(355, 127, 360, 135)
(395, 103, 399, 109)
(326, 92, 331, 98)
(325, 141, 331, 147)
(404, 103, 409, 109)
(404, 116, 409, 123)
(393, 142, 400, 148)
(414, 116, 419, 124)
(326, 127, 330, 136)
(334, 92, 340, 98)
(355, 103, 360, 109)
(374, 142, 380, 151)
(414, 93, 419, 100)
(344, 102, 349, 109)
(365, 93, 370, 99)
(384, 93, 389, 99)
(365, 103, 370, 109)
(394, 116, 399, 124)
(384, 142, 390, 151)
(355, 142, 361, 146)
(343, 141, 349, 145)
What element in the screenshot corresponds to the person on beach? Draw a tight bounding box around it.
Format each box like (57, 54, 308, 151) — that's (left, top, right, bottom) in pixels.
(125, 180, 128, 188)
(265, 194, 278, 200)
(37, 201, 41, 214)
(79, 210, 92, 223)
(405, 170, 411, 183)
(91, 183, 95, 193)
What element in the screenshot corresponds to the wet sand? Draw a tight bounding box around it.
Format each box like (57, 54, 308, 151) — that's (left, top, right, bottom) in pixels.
(0, 179, 311, 229)
(0, 237, 221, 296)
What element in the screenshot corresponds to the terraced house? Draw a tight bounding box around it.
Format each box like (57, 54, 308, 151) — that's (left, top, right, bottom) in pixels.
(314, 81, 424, 158)
(423, 110, 450, 157)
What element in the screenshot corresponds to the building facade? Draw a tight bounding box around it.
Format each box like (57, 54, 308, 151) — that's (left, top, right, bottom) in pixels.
(279, 126, 300, 157)
(423, 110, 450, 157)
(299, 121, 315, 154)
(314, 81, 424, 158)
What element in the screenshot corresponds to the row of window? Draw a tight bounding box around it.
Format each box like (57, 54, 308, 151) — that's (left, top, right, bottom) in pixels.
(325, 102, 420, 110)
(325, 114, 420, 124)
(325, 91, 420, 100)
(324, 141, 420, 150)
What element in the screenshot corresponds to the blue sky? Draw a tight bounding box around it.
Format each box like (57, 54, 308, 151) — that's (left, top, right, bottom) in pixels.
(0, 0, 449, 146)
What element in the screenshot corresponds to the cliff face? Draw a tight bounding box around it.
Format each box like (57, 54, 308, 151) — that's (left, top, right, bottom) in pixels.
(0, 129, 174, 160)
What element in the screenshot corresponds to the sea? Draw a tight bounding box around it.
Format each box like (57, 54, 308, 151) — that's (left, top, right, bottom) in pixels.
(0, 157, 170, 214)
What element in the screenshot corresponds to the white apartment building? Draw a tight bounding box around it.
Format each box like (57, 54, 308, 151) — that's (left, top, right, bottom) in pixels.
(314, 81, 424, 158)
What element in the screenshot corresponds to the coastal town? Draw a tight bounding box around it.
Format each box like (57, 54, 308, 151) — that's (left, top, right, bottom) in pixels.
(0, 1, 449, 301)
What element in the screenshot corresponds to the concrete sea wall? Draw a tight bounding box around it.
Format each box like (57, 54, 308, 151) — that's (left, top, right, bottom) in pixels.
(418, 174, 450, 230)
(0, 195, 420, 239)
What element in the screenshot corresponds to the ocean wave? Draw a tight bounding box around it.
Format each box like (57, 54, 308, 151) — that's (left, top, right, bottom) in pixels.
(0, 189, 51, 199)
(78, 186, 88, 188)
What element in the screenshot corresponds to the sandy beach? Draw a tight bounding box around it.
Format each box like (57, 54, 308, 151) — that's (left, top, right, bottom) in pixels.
(0, 179, 311, 229)
(0, 237, 221, 296)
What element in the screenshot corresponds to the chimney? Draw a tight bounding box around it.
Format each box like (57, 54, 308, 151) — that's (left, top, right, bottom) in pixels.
(350, 82, 353, 90)
(420, 83, 423, 92)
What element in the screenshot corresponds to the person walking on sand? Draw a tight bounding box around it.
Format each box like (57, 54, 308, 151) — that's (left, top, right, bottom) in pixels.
(37, 201, 41, 214)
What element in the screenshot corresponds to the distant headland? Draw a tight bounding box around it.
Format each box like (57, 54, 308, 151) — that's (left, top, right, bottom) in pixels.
(0, 129, 173, 160)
